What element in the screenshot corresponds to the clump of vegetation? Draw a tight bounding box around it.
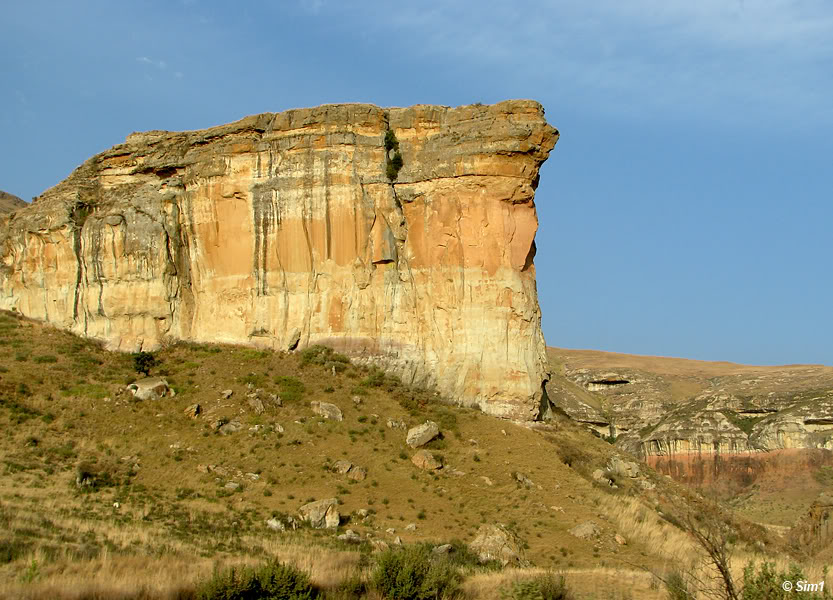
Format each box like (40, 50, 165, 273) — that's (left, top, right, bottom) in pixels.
(741, 562, 830, 600)
(195, 560, 318, 600)
(663, 569, 695, 600)
(384, 129, 404, 181)
(132, 351, 157, 376)
(274, 375, 306, 404)
(501, 572, 574, 600)
(372, 544, 462, 600)
(723, 411, 767, 435)
(74, 460, 121, 492)
(300, 344, 350, 373)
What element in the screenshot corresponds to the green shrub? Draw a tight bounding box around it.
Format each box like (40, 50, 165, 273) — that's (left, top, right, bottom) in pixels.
(384, 130, 404, 181)
(132, 351, 157, 376)
(274, 376, 306, 404)
(196, 560, 318, 600)
(501, 572, 573, 600)
(372, 544, 462, 600)
(741, 562, 829, 600)
(361, 368, 386, 388)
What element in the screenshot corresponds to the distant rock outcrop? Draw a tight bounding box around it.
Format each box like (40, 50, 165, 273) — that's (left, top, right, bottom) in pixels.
(0, 101, 558, 420)
(548, 348, 833, 490)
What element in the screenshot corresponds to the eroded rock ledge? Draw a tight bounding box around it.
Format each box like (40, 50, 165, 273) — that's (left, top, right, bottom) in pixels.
(0, 101, 558, 420)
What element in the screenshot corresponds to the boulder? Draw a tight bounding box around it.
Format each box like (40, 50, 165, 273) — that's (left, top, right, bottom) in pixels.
(569, 521, 600, 539)
(387, 418, 407, 430)
(127, 377, 172, 401)
(337, 529, 362, 544)
(332, 460, 353, 475)
(433, 544, 453, 554)
(513, 471, 534, 487)
(247, 396, 265, 414)
(221, 389, 233, 399)
(347, 466, 367, 481)
(218, 419, 243, 435)
(311, 401, 343, 421)
(608, 456, 640, 478)
(406, 421, 440, 448)
(298, 497, 340, 529)
(184, 403, 200, 418)
(266, 518, 285, 532)
(469, 524, 527, 566)
(412, 449, 443, 471)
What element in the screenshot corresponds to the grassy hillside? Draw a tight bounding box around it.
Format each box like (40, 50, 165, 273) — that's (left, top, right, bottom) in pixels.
(0, 312, 823, 599)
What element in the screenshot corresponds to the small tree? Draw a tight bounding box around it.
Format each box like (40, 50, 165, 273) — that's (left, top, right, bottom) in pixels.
(132, 351, 157, 376)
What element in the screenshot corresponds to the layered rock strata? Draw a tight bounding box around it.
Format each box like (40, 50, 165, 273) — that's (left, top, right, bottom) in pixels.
(547, 348, 833, 489)
(0, 101, 558, 419)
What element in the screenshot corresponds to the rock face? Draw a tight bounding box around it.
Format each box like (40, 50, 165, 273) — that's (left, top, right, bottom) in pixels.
(0, 101, 558, 420)
(548, 347, 833, 492)
(0, 191, 26, 215)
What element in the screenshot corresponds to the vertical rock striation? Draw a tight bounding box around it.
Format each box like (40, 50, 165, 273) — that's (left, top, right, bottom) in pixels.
(0, 101, 558, 420)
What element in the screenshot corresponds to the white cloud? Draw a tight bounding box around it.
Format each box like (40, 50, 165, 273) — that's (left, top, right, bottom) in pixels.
(136, 56, 168, 70)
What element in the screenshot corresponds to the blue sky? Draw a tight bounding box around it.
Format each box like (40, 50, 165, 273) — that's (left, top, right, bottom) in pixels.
(2, 0, 831, 365)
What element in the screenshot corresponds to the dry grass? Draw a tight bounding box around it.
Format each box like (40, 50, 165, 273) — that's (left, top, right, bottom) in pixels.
(0, 310, 823, 598)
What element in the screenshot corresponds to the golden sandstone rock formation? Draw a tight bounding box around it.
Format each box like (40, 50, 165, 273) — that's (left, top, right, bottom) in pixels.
(0, 101, 558, 419)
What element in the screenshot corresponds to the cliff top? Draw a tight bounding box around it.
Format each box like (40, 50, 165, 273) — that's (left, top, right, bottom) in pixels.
(0, 190, 26, 214)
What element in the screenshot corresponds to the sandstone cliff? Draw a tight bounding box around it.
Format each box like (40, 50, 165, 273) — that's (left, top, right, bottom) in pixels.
(0, 101, 558, 420)
(547, 347, 833, 489)
(0, 190, 26, 215)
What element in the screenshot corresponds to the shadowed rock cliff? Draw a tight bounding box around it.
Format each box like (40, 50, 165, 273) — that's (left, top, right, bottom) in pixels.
(0, 101, 558, 420)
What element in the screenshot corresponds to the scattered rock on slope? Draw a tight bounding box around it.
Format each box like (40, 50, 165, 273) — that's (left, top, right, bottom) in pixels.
(126, 377, 173, 401)
(299, 498, 340, 529)
(411, 450, 443, 471)
(311, 401, 343, 421)
(469, 524, 527, 566)
(406, 421, 440, 448)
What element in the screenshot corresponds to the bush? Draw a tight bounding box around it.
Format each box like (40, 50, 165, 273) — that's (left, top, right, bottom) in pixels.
(501, 573, 573, 600)
(372, 545, 462, 600)
(132, 351, 157, 376)
(741, 562, 830, 600)
(274, 376, 306, 404)
(299, 345, 350, 373)
(384, 130, 404, 181)
(663, 570, 695, 600)
(196, 561, 318, 600)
